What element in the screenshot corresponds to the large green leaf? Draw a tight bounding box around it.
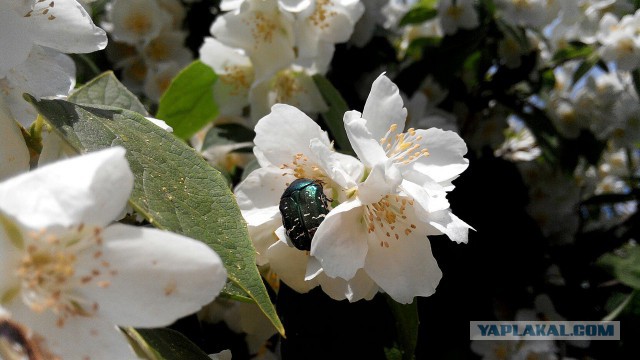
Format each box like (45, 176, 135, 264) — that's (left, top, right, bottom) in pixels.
(25, 95, 284, 336)
(155, 60, 219, 140)
(124, 328, 211, 360)
(69, 71, 150, 115)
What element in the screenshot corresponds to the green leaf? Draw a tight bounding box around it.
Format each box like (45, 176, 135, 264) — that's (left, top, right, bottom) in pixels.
(155, 60, 219, 140)
(124, 327, 211, 360)
(551, 43, 593, 65)
(312, 74, 354, 156)
(386, 296, 419, 360)
(399, 0, 439, 27)
(571, 53, 600, 87)
(598, 243, 640, 289)
(25, 95, 284, 336)
(220, 280, 256, 303)
(69, 71, 150, 116)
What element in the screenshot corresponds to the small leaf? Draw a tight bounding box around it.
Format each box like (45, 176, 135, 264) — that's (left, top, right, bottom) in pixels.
(69, 71, 149, 115)
(571, 53, 600, 87)
(312, 74, 354, 155)
(551, 43, 593, 65)
(25, 95, 284, 336)
(124, 327, 211, 360)
(386, 295, 419, 360)
(399, 0, 439, 27)
(598, 243, 640, 289)
(155, 60, 219, 140)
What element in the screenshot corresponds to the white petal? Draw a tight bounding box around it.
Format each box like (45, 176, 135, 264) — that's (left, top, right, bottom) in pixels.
(79, 224, 227, 327)
(315, 267, 378, 302)
(267, 233, 318, 294)
(411, 128, 469, 184)
(308, 138, 363, 189)
(343, 110, 387, 167)
(364, 228, 442, 304)
(361, 73, 407, 139)
(26, 0, 107, 53)
(253, 104, 331, 166)
(6, 303, 138, 360)
(0, 98, 29, 180)
(199, 37, 251, 74)
(426, 209, 473, 244)
(357, 161, 402, 204)
(234, 166, 291, 227)
(0, 147, 133, 229)
(400, 179, 450, 215)
(311, 200, 368, 280)
(279, 0, 312, 12)
(0, 9, 33, 76)
(4, 47, 76, 127)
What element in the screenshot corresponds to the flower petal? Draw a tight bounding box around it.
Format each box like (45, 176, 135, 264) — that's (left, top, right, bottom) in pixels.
(79, 223, 227, 327)
(411, 128, 469, 184)
(425, 209, 473, 244)
(0, 9, 33, 76)
(308, 138, 363, 190)
(235, 166, 291, 228)
(6, 302, 138, 360)
(26, 0, 107, 54)
(311, 199, 368, 280)
(267, 229, 318, 294)
(343, 110, 388, 167)
(364, 226, 442, 304)
(253, 104, 331, 167)
(0, 147, 133, 229)
(361, 73, 407, 139)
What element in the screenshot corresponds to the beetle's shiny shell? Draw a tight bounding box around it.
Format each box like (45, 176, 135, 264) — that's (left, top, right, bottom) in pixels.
(279, 178, 330, 251)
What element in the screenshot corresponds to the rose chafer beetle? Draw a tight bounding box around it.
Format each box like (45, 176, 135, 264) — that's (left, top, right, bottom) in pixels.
(279, 178, 330, 251)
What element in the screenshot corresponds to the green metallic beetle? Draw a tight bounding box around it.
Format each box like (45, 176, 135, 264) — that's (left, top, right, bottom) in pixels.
(279, 178, 330, 251)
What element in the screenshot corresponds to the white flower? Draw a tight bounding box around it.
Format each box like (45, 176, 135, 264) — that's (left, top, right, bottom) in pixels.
(292, 0, 365, 61)
(0, 46, 76, 127)
(0, 0, 106, 77)
(597, 11, 640, 71)
(234, 104, 371, 300)
(309, 73, 472, 303)
(249, 65, 328, 122)
(0, 1, 106, 127)
(0, 147, 227, 359)
(199, 37, 254, 116)
(210, 0, 296, 81)
(437, 0, 479, 35)
(104, 0, 172, 45)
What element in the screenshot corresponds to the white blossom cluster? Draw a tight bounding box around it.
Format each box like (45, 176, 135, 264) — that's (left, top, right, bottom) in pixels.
(199, 0, 365, 123)
(101, 0, 194, 101)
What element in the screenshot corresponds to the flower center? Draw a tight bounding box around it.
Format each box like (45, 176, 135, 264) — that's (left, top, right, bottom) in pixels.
(364, 195, 417, 248)
(280, 153, 326, 181)
(379, 124, 430, 165)
(221, 65, 253, 96)
(10, 225, 116, 327)
(309, 0, 337, 30)
(272, 70, 304, 104)
(246, 11, 279, 46)
(124, 13, 153, 36)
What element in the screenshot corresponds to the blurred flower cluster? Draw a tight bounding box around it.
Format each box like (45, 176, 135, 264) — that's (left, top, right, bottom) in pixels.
(2, 0, 640, 359)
